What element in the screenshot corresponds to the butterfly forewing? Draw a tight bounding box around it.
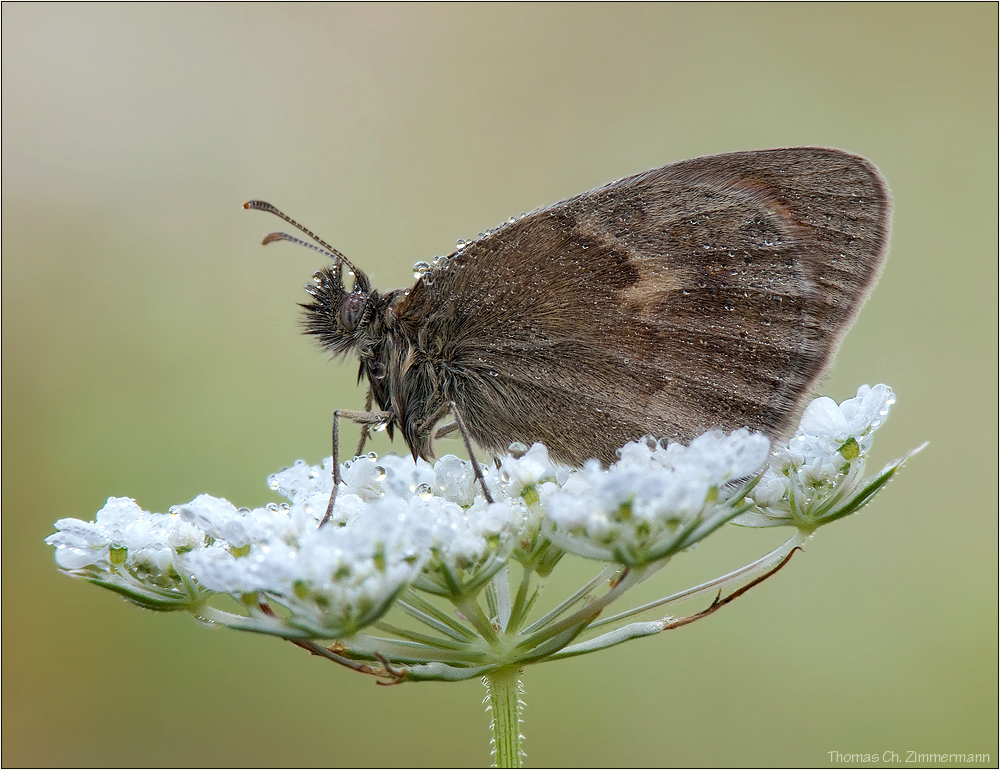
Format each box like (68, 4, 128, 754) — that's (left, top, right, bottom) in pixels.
(395, 148, 890, 465)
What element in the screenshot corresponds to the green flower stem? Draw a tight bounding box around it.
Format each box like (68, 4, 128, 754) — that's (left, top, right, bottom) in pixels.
(513, 566, 643, 654)
(506, 566, 537, 631)
(548, 619, 669, 659)
(486, 566, 513, 630)
(485, 665, 523, 768)
(455, 595, 502, 643)
(521, 565, 618, 634)
(393, 599, 479, 642)
(193, 605, 315, 638)
(590, 531, 808, 630)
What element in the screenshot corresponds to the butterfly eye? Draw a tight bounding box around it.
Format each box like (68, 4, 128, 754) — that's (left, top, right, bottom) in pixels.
(339, 292, 367, 332)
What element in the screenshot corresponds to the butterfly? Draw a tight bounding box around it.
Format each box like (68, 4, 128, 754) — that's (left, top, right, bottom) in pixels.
(247, 147, 890, 519)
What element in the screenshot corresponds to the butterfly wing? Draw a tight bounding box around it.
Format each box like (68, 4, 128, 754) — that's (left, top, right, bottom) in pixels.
(396, 148, 890, 465)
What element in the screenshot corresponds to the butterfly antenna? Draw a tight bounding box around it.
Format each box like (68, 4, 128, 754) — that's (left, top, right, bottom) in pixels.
(243, 200, 363, 278)
(259, 232, 350, 270)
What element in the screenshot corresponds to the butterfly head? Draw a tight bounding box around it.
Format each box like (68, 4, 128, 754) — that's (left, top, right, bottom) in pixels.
(301, 264, 379, 357)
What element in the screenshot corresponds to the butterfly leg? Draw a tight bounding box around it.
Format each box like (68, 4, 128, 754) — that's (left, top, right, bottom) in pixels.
(415, 403, 460, 456)
(433, 422, 458, 439)
(449, 401, 494, 504)
(414, 407, 491, 501)
(354, 388, 376, 457)
(320, 408, 394, 527)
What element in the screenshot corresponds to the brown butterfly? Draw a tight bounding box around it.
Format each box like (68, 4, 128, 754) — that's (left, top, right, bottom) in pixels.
(247, 147, 890, 521)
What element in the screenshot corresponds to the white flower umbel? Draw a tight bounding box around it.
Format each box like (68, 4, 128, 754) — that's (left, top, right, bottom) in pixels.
(735, 384, 916, 532)
(48, 385, 916, 767)
(542, 430, 769, 566)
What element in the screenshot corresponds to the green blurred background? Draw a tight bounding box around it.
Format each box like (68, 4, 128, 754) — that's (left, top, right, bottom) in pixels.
(3, 4, 996, 767)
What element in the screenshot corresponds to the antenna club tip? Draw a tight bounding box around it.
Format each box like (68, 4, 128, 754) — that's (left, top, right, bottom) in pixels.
(262, 232, 285, 246)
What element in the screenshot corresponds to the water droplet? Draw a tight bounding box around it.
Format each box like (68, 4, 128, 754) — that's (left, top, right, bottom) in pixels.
(412, 260, 430, 278)
(415, 483, 434, 500)
(374, 466, 387, 481)
(508, 441, 528, 458)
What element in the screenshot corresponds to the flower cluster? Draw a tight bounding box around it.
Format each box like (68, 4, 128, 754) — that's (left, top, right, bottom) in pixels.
(47, 385, 911, 681)
(736, 384, 905, 531)
(49, 454, 526, 639)
(540, 430, 770, 565)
